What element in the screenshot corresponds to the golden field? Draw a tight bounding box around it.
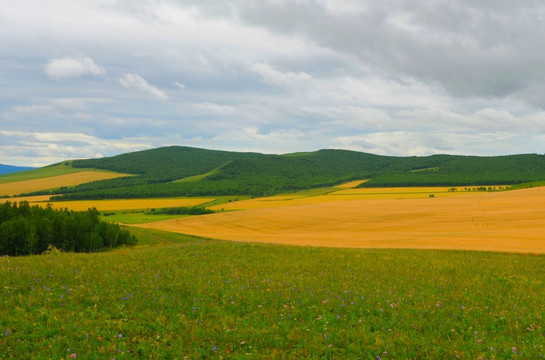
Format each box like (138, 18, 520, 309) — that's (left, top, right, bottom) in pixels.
(0, 195, 52, 203)
(38, 197, 214, 212)
(135, 186, 545, 254)
(0, 195, 213, 212)
(333, 179, 368, 188)
(0, 171, 128, 196)
(210, 185, 507, 211)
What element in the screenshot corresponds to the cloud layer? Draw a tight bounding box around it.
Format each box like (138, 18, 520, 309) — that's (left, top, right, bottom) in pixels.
(1, 0, 545, 166)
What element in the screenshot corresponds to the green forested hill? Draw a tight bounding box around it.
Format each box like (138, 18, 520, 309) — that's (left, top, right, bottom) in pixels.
(63, 146, 264, 192)
(28, 146, 545, 200)
(361, 153, 545, 187)
(71, 146, 264, 179)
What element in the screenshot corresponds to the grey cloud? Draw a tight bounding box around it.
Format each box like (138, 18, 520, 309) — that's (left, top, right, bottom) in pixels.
(193, 0, 545, 104)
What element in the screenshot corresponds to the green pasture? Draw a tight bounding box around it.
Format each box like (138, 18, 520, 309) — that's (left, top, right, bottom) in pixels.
(1, 228, 544, 359)
(100, 210, 183, 225)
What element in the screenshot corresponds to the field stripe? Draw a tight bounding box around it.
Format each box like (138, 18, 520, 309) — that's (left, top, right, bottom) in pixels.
(0, 171, 129, 196)
(41, 197, 215, 211)
(134, 187, 545, 254)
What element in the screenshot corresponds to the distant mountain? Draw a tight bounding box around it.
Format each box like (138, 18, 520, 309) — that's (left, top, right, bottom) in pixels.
(0, 164, 35, 175)
(32, 145, 545, 200)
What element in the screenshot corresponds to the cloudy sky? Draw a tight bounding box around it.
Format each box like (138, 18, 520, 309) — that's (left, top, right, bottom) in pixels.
(2, 0, 545, 166)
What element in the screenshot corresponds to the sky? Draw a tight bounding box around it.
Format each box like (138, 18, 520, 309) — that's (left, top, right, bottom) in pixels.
(1, 0, 545, 167)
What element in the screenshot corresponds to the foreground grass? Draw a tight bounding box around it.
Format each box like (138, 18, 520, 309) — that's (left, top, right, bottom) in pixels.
(1, 231, 545, 359)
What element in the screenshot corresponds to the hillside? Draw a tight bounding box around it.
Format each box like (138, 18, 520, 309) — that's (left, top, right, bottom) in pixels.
(13, 146, 545, 200)
(0, 163, 130, 197)
(0, 164, 34, 175)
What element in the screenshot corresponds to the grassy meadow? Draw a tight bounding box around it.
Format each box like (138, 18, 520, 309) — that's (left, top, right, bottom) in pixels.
(1, 229, 545, 359)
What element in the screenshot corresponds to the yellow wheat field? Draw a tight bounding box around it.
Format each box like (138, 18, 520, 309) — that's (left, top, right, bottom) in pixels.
(334, 179, 369, 188)
(333, 185, 508, 195)
(0, 195, 52, 204)
(0, 171, 129, 196)
(0, 195, 214, 212)
(210, 186, 507, 211)
(135, 186, 545, 254)
(34, 197, 215, 212)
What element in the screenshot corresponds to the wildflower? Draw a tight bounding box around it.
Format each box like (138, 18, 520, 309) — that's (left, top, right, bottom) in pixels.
(70, 354, 77, 359)
(240, 341, 245, 345)
(328, 344, 332, 348)
(512, 347, 517, 354)
(323, 334, 327, 340)
(118, 334, 123, 338)
(212, 346, 217, 352)
(4, 330, 8, 336)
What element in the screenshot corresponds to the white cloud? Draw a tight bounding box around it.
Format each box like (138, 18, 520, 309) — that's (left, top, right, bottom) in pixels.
(44, 56, 105, 79)
(119, 73, 168, 100)
(0, 130, 152, 167)
(173, 81, 185, 90)
(252, 63, 312, 88)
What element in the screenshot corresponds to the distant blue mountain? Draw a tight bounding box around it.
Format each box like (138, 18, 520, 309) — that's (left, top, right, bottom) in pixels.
(0, 164, 35, 175)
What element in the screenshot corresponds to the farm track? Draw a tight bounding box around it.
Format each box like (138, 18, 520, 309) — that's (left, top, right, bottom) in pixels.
(124, 226, 177, 245)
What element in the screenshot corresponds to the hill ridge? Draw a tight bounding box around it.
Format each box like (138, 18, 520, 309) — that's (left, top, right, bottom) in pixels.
(11, 146, 545, 200)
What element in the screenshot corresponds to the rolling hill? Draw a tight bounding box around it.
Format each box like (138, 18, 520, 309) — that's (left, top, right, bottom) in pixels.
(7, 146, 545, 200)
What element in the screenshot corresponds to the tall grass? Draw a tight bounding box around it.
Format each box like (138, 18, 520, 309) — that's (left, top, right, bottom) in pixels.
(1, 230, 544, 358)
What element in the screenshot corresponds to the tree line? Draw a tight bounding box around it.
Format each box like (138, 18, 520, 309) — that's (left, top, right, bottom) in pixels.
(0, 201, 136, 256)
